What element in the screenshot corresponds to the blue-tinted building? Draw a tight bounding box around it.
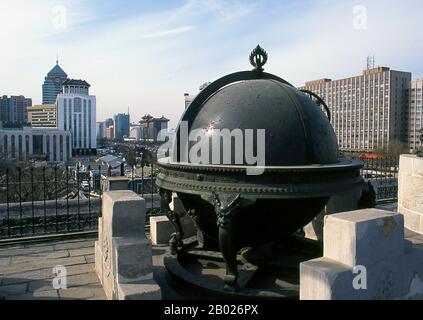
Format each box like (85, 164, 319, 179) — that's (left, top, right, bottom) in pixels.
(42, 60, 68, 104)
(113, 113, 130, 140)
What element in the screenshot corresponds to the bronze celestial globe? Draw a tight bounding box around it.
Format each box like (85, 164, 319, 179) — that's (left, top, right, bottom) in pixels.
(156, 46, 363, 292)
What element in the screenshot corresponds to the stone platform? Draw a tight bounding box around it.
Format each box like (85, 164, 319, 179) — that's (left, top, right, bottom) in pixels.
(0, 237, 106, 300)
(2, 211, 423, 300)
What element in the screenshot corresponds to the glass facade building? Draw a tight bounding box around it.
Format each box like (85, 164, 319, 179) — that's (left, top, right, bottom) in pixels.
(42, 61, 68, 105)
(113, 113, 130, 140)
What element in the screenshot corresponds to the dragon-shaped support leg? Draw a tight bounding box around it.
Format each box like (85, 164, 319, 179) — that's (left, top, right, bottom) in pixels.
(159, 188, 184, 255)
(213, 192, 241, 292)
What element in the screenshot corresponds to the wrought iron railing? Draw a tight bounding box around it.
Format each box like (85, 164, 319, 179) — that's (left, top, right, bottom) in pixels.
(347, 154, 399, 203)
(0, 163, 160, 240)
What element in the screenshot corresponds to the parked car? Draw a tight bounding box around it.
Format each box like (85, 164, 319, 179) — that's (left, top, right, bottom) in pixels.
(81, 181, 90, 193)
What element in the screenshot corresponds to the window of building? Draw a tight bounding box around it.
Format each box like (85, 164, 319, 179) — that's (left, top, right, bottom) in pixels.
(88, 100, 92, 149)
(33, 135, 43, 155)
(60, 135, 63, 161)
(66, 135, 70, 160)
(18, 135, 22, 158)
(25, 135, 29, 155)
(46, 135, 50, 156)
(3, 135, 8, 155)
(53, 135, 57, 161)
(74, 97, 82, 113)
(64, 99, 67, 130)
(11, 135, 15, 158)
(79, 114, 82, 148)
(83, 100, 87, 149)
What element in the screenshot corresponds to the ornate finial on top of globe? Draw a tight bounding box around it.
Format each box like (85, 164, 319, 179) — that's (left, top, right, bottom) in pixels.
(249, 45, 268, 72)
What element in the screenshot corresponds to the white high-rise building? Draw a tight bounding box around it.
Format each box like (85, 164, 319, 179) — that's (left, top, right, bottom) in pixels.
(408, 79, 423, 152)
(56, 79, 97, 156)
(301, 67, 411, 152)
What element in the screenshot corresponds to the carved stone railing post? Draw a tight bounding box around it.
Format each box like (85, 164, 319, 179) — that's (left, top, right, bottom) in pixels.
(95, 190, 161, 300)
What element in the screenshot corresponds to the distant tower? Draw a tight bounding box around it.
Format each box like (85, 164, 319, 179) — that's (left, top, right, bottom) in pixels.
(42, 58, 68, 104)
(367, 55, 375, 70)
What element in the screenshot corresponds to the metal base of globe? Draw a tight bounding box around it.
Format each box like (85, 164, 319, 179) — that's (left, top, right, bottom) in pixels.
(163, 235, 322, 300)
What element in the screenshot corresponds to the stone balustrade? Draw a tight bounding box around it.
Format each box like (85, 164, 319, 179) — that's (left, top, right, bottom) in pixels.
(300, 208, 423, 300)
(95, 190, 161, 300)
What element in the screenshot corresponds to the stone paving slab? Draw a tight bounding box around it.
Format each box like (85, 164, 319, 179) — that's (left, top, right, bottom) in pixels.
(11, 250, 70, 264)
(0, 283, 28, 296)
(54, 240, 95, 251)
(1, 255, 87, 275)
(0, 237, 105, 300)
(69, 247, 94, 257)
(58, 285, 105, 300)
(7, 290, 60, 300)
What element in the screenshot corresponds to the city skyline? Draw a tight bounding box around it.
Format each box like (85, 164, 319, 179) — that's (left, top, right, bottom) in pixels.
(1, 0, 423, 129)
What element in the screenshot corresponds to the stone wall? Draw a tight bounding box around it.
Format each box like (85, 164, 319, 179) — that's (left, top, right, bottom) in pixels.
(398, 154, 423, 234)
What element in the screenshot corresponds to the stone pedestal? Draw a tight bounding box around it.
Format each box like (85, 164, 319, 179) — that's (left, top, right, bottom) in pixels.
(103, 177, 130, 192)
(150, 216, 174, 245)
(398, 154, 423, 235)
(95, 190, 161, 300)
(150, 194, 197, 245)
(300, 209, 423, 300)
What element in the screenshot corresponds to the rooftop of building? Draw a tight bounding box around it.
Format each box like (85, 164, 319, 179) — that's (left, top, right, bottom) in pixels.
(0, 124, 66, 133)
(139, 114, 170, 123)
(62, 79, 91, 87)
(47, 62, 68, 77)
(97, 155, 124, 169)
(27, 104, 56, 110)
(304, 66, 412, 86)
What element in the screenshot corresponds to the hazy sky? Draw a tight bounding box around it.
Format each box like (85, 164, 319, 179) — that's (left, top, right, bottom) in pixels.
(1, 0, 422, 128)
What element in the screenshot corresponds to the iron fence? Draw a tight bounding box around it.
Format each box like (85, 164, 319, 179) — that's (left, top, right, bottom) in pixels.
(348, 154, 399, 203)
(0, 163, 161, 240)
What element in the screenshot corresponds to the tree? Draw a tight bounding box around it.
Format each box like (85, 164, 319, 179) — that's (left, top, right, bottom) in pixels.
(386, 139, 408, 158)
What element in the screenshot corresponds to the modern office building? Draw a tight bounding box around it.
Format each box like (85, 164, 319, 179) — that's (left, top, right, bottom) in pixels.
(301, 67, 411, 152)
(27, 104, 57, 128)
(56, 79, 97, 155)
(105, 125, 114, 140)
(95, 118, 114, 139)
(0, 95, 32, 125)
(42, 60, 68, 105)
(408, 79, 423, 152)
(96, 121, 105, 139)
(139, 114, 169, 142)
(104, 118, 114, 128)
(113, 113, 130, 140)
(0, 125, 71, 162)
